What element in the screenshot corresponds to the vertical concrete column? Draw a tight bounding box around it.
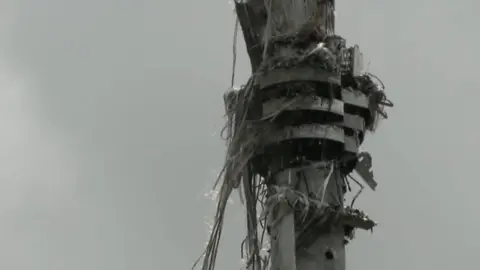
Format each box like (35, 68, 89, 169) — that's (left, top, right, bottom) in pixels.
(269, 163, 345, 270)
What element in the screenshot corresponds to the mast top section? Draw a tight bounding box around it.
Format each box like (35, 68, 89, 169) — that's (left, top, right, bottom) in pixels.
(234, 0, 336, 71)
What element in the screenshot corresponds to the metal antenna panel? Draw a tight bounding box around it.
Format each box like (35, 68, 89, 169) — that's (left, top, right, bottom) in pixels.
(350, 45, 364, 77)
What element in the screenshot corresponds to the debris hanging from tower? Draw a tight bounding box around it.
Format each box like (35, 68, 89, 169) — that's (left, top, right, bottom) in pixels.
(194, 1, 393, 269)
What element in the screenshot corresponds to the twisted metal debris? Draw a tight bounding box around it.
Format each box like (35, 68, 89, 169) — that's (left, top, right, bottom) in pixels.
(194, 1, 393, 269)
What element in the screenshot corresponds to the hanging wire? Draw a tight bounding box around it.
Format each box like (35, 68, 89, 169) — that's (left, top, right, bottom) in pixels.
(231, 18, 240, 88)
(317, 162, 334, 206)
(347, 174, 364, 208)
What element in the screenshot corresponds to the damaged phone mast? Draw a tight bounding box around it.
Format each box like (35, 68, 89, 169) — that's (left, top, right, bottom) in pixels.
(195, 0, 393, 270)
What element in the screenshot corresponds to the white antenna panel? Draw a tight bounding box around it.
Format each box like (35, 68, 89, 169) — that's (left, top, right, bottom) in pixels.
(351, 45, 363, 77)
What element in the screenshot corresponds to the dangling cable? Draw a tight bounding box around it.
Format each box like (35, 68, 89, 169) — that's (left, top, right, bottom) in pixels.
(231, 18, 239, 88)
(317, 162, 334, 206)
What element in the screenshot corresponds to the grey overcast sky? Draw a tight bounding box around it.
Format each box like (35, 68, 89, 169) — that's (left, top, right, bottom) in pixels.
(0, 0, 478, 269)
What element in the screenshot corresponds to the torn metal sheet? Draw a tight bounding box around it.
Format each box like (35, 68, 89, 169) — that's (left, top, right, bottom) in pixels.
(354, 152, 377, 191)
(343, 207, 376, 231)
